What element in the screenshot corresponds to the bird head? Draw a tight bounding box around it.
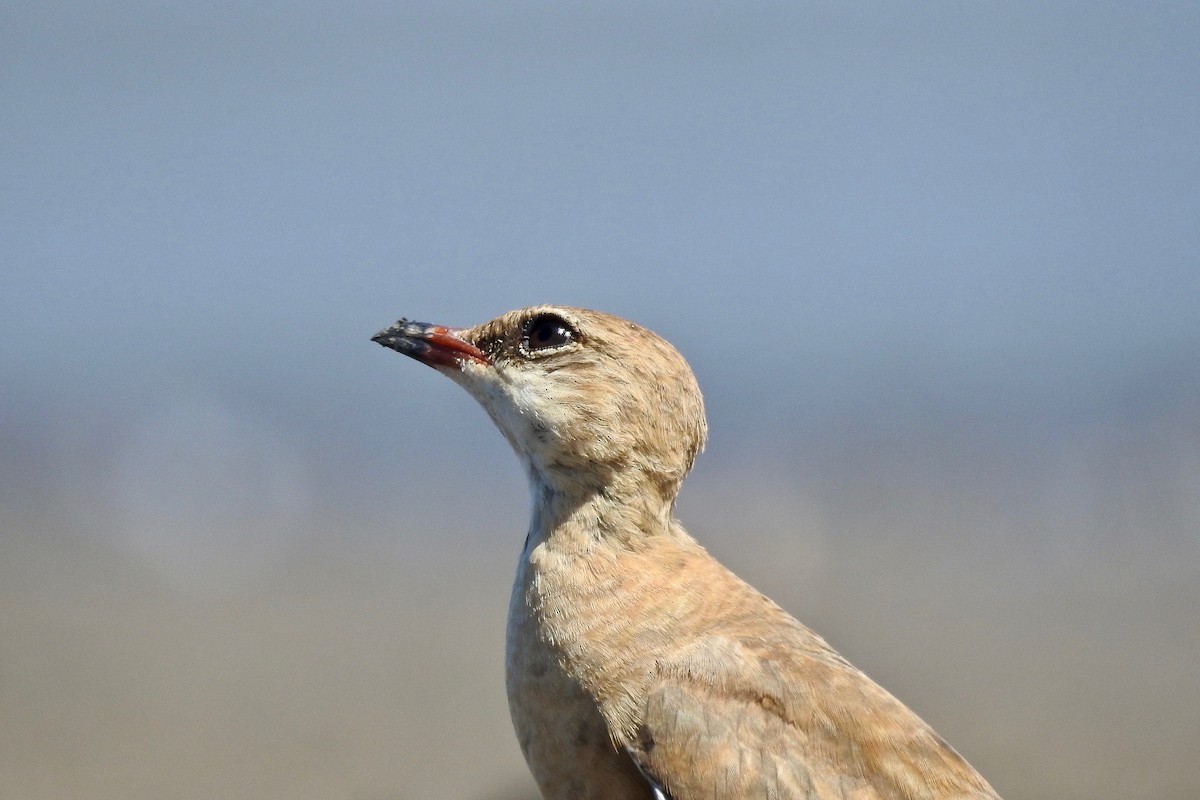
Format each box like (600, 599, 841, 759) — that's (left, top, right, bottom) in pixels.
(373, 306, 707, 505)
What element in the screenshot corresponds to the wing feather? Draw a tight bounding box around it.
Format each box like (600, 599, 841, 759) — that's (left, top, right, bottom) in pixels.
(622, 633, 999, 800)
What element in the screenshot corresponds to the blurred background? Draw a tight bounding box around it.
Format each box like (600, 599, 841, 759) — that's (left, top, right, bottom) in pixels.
(2, 3, 1198, 798)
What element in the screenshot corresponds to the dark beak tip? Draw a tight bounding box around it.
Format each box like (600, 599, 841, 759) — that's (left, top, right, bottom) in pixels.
(371, 318, 413, 347)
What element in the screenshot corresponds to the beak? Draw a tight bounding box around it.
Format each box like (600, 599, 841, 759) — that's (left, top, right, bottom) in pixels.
(371, 319, 489, 369)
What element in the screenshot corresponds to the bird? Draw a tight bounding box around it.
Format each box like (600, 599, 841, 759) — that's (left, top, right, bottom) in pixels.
(372, 305, 1002, 800)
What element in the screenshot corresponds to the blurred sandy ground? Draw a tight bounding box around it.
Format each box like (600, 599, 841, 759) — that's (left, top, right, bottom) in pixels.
(2, 413, 1198, 800)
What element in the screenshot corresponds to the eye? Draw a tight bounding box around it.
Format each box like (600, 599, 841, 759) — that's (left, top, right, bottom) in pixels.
(522, 313, 578, 354)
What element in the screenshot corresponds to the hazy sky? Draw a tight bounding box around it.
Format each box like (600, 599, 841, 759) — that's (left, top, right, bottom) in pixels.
(3, 2, 1198, 517)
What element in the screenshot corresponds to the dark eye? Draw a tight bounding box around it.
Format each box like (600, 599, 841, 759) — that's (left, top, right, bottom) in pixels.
(523, 313, 577, 353)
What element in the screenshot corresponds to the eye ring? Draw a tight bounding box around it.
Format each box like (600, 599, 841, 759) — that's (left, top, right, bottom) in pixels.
(521, 313, 578, 355)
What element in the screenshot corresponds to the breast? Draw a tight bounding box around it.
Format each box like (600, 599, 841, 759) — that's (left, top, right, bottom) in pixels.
(506, 556, 649, 800)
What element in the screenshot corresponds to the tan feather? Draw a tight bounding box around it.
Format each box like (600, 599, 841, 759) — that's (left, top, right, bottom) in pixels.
(373, 306, 1002, 800)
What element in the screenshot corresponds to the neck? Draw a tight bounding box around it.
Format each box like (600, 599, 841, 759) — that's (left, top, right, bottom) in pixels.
(523, 464, 677, 556)
(511, 461, 698, 744)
